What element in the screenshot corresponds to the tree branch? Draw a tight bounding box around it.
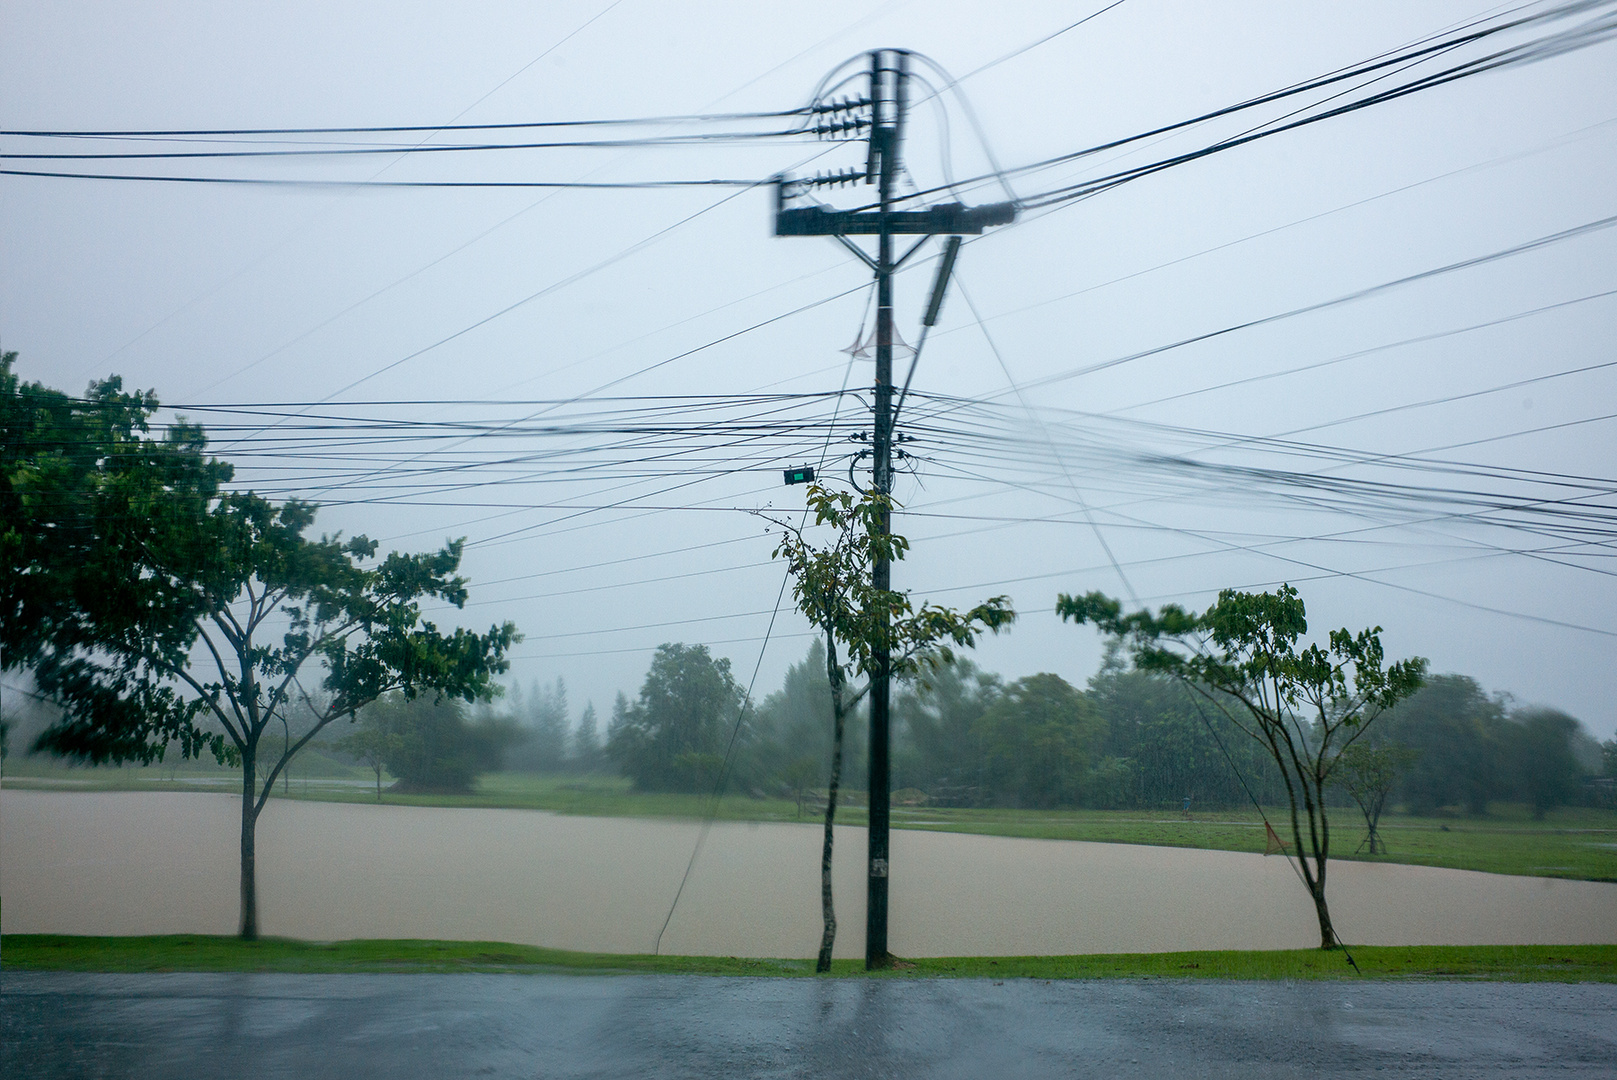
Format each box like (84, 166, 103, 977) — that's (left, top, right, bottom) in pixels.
(252, 700, 347, 819)
(197, 624, 244, 716)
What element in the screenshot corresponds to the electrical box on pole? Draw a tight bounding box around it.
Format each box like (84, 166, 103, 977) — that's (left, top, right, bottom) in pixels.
(772, 47, 1015, 969)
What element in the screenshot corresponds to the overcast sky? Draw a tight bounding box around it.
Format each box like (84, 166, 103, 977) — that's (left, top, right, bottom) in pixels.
(4, 0, 1614, 739)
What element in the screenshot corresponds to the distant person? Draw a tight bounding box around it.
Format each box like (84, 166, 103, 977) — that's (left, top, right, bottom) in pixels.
(1181, 795, 1192, 820)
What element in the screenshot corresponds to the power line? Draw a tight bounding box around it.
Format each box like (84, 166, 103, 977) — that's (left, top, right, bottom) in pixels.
(0, 108, 810, 139)
(882, 0, 1617, 212)
(0, 130, 806, 161)
(1014, 213, 1617, 393)
(0, 168, 769, 189)
(955, 0, 1132, 83)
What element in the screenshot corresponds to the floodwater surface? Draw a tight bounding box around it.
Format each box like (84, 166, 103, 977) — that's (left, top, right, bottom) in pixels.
(2, 791, 1613, 957)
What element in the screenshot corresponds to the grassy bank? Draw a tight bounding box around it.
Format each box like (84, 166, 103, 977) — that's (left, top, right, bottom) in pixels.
(5, 935, 1614, 982)
(6, 766, 1615, 882)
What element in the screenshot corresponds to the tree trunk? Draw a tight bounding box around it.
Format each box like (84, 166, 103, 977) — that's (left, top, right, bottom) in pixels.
(240, 751, 259, 940)
(816, 698, 847, 973)
(1310, 877, 1338, 949)
(1300, 795, 1337, 950)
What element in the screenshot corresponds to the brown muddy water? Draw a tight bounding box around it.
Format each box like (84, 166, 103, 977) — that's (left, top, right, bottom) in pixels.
(2, 791, 1613, 957)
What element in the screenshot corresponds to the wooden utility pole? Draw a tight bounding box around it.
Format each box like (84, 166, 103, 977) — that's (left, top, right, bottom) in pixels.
(774, 48, 1013, 968)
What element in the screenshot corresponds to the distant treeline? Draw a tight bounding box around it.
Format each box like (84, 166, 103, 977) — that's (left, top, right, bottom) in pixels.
(8, 638, 1610, 814)
(477, 641, 1614, 817)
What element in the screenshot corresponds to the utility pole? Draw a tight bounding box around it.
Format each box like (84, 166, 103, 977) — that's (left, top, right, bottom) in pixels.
(774, 48, 1014, 969)
(867, 46, 903, 969)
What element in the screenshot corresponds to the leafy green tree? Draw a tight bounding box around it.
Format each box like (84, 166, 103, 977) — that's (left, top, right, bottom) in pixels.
(766, 484, 1013, 972)
(354, 692, 513, 794)
(607, 643, 746, 792)
(1333, 741, 1419, 854)
(1087, 644, 1286, 810)
(782, 756, 823, 817)
(893, 658, 998, 803)
(748, 640, 866, 798)
(973, 673, 1103, 808)
(1380, 674, 1508, 815)
(33, 489, 518, 939)
(334, 700, 406, 800)
(1507, 708, 1585, 820)
(1059, 585, 1425, 949)
(2, 353, 229, 687)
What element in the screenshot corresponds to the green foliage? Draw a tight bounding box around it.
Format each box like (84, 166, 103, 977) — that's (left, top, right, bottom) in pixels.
(330, 711, 403, 801)
(767, 483, 1014, 971)
(972, 673, 1103, 808)
(1, 352, 233, 682)
(345, 692, 513, 795)
(746, 639, 865, 795)
(1377, 676, 1597, 818)
(1508, 708, 1585, 820)
(768, 485, 1015, 692)
(6, 362, 518, 937)
(502, 677, 571, 773)
(1085, 645, 1285, 810)
(1058, 584, 1427, 948)
(1380, 674, 1508, 815)
(1333, 741, 1420, 853)
(893, 658, 998, 803)
(33, 491, 518, 770)
(606, 643, 746, 792)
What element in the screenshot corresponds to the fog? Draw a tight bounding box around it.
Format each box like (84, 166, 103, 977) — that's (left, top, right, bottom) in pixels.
(2, 1, 1614, 739)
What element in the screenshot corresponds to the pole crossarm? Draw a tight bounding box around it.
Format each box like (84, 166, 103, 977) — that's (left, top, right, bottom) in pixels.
(775, 195, 1016, 236)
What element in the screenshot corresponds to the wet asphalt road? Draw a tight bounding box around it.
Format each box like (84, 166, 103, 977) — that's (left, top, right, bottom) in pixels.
(4, 972, 1614, 1078)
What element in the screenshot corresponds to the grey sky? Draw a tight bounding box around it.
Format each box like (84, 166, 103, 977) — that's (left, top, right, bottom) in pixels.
(3, 0, 1614, 738)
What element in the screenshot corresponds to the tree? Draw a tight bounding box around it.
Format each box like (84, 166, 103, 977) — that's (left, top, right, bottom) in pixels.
(355, 691, 513, 794)
(531, 677, 570, 770)
(1333, 741, 1418, 854)
(504, 676, 570, 772)
(1059, 585, 1425, 949)
(1508, 708, 1584, 820)
(766, 484, 1013, 971)
(572, 701, 602, 770)
(782, 756, 823, 817)
(1087, 643, 1286, 811)
(893, 658, 998, 803)
(606, 643, 745, 792)
(2, 353, 229, 686)
(334, 700, 406, 801)
(972, 673, 1104, 809)
(1380, 674, 1508, 815)
(34, 490, 518, 939)
(748, 640, 866, 800)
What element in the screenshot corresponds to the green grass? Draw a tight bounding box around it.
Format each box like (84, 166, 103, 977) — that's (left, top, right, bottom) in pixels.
(6, 765, 1615, 882)
(886, 804, 1617, 883)
(5, 935, 1614, 982)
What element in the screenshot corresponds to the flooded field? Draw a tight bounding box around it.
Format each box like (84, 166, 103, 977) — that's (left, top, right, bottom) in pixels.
(3, 791, 1613, 958)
